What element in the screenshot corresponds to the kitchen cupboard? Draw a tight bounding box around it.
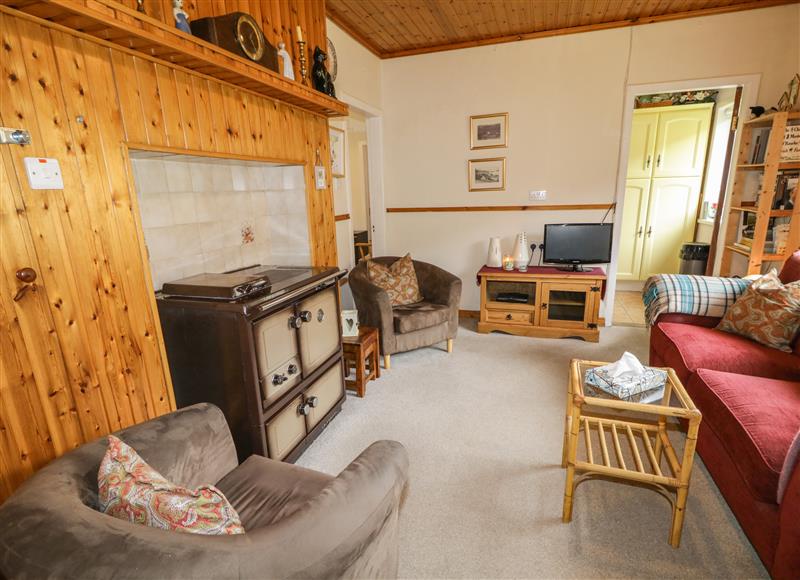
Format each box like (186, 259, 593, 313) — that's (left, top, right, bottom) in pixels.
(618, 104, 712, 281)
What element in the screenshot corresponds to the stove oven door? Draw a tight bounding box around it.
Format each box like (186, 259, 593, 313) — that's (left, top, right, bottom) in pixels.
(253, 306, 302, 404)
(297, 287, 340, 375)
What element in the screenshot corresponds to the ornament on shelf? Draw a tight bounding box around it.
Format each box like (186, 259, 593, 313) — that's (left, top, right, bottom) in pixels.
(277, 42, 295, 80)
(502, 255, 514, 271)
(312, 46, 336, 98)
(172, 0, 191, 34)
(512, 233, 530, 271)
(486, 237, 502, 268)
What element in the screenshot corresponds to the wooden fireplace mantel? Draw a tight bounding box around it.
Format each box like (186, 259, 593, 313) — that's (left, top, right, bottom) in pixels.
(0, 0, 348, 117)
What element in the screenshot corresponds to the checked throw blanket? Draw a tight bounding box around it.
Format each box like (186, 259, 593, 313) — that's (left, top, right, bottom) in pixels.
(643, 274, 751, 327)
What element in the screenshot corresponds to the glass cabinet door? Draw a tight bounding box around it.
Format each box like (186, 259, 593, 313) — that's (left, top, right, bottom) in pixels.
(540, 282, 595, 329)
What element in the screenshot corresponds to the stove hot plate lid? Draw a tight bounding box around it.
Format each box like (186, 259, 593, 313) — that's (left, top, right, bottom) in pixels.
(161, 265, 315, 299)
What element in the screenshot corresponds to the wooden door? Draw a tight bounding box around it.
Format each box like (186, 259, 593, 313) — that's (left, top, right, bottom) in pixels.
(540, 282, 593, 330)
(0, 151, 85, 499)
(617, 179, 650, 280)
(627, 110, 659, 179)
(652, 104, 713, 178)
(640, 177, 702, 278)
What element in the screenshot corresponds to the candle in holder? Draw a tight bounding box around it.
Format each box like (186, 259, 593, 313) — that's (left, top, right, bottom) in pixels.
(295, 25, 304, 43)
(502, 255, 514, 271)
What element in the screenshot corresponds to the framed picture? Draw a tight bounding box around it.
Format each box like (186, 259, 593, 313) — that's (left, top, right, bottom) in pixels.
(470, 112, 508, 149)
(468, 157, 506, 191)
(329, 126, 345, 177)
(341, 309, 359, 337)
(788, 73, 799, 110)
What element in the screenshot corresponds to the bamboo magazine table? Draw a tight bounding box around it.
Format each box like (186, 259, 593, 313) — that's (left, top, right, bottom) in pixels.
(561, 359, 702, 548)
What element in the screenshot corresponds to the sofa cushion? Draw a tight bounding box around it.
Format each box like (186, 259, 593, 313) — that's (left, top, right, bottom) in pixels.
(779, 250, 800, 284)
(716, 271, 800, 353)
(392, 301, 449, 334)
(651, 322, 800, 382)
(98, 435, 245, 535)
(367, 254, 423, 306)
(215, 455, 332, 530)
(687, 370, 800, 504)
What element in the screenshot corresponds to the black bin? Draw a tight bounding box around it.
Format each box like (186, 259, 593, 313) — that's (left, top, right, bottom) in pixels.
(679, 242, 710, 275)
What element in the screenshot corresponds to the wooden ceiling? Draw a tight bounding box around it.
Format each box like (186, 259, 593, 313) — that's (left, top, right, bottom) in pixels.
(326, 0, 797, 58)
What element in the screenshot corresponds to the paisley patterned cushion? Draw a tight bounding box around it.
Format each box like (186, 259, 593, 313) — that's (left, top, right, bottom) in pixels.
(717, 270, 800, 352)
(98, 435, 245, 535)
(367, 254, 423, 306)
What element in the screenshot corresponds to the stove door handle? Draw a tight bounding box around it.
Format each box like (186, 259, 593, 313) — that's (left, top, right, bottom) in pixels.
(288, 315, 303, 329)
(299, 310, 312, 323)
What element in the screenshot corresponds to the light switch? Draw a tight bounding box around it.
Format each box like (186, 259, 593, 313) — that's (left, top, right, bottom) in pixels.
(24, 157, 64, 190)
(529, 190, 547, 201)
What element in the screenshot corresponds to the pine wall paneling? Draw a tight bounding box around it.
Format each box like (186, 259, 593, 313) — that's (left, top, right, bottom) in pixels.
(0, 4, 337, 502)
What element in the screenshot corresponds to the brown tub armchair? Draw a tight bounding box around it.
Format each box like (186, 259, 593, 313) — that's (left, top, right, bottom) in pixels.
(0, 403, 409, 579)
(349, 257, 462, 368)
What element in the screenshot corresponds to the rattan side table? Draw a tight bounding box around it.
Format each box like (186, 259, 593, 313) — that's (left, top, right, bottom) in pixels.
(561, 359, 702, 548)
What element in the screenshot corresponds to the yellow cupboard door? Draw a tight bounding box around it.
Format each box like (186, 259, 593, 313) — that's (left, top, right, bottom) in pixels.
(640, 177, 702, 278)
(652, 105, 713, 178)
(626, 111, 659, 179)
(617, 179, 650, 280)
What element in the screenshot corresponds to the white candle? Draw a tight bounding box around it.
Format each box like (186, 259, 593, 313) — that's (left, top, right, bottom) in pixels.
(296, 25, 304, 42)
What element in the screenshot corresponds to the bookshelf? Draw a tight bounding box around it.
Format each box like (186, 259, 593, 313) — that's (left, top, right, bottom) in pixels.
(720, 111, 800, 276)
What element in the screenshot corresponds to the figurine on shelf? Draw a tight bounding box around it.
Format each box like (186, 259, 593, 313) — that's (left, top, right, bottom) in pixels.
(312, 46, 336, 98)
(277, 42, 295, 81)
(172, 0, 191, 34)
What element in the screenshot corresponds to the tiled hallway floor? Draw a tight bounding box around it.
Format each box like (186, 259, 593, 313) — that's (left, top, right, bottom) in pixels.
(613, 290, 645, 326)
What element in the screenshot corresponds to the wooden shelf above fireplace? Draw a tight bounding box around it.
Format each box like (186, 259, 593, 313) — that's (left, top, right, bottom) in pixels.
(1, 0, 348, 117)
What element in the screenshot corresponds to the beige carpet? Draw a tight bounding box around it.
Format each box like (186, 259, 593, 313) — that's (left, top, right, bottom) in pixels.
(297, 322, 766, 579)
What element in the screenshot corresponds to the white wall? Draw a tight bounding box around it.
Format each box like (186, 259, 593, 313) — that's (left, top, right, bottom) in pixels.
(327, 19, 382, 110)
(380, 4, 799, 311)
(132, 157, 309, 290)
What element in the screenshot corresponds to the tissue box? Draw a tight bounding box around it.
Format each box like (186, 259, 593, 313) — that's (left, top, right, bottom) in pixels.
(585, 365, 667, 401)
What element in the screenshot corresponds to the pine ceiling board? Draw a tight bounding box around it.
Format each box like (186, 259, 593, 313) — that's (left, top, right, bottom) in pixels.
(326, 0, 798, 57)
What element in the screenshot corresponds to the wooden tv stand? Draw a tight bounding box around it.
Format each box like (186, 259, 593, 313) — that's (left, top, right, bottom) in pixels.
(477, 266, 606, 342)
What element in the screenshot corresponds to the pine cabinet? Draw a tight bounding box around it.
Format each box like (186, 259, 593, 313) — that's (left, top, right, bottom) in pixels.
(618, 104, 712, 280)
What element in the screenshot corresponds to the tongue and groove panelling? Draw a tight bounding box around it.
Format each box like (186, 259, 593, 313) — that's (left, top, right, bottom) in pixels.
(0, 4, 337, 502)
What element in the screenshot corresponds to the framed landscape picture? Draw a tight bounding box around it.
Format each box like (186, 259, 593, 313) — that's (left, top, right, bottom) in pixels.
(468, 158, 506, 191)
(329, 126, 345, 177)
(470, 112, 508, 149)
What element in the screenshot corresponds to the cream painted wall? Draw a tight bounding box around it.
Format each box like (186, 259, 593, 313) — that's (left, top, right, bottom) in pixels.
(326, 19, 382, 110)
(348, 116, 369, 231)
(380, 4, 799, 311)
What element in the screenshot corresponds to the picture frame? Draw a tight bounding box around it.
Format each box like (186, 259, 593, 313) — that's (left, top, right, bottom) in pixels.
(788, 73, 799, 110)
(329, 126, 345, 177)
(470, 112, 508, 149)
(468, 157, 506, 191)
(340, 309, 359, 337)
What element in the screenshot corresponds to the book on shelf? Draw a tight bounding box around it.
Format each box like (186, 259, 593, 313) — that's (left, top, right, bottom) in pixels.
(781, 124, 800, 162)
(750, 127, 772, 164)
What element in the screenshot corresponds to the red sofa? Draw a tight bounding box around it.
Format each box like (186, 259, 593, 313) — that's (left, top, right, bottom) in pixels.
(649, 251, 800, 579)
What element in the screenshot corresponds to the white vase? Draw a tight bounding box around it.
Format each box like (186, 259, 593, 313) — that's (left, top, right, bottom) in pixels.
(486, 237, 502, 267)
(512, 233, 530, 271)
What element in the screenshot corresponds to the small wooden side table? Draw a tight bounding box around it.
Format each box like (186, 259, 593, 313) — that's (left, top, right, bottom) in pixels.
(562, 359, 702, 548)
(342, 327, 380, 398)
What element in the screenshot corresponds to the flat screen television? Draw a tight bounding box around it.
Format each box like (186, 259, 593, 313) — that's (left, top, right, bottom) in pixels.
(543, 223, 613, 271)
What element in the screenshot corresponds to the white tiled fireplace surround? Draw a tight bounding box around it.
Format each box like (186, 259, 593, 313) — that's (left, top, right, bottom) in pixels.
(131, 154, 311, 291)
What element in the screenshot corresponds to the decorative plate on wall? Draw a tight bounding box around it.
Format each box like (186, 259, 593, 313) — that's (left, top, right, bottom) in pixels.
(326, 37, 338, 81)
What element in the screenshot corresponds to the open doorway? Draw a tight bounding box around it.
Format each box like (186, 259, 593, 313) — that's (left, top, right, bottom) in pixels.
(612, 84, 744, 326)
(347, 110, 372, 264)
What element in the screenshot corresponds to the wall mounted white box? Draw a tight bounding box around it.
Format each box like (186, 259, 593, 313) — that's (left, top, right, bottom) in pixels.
(529, 190, 547, 201)
(24, 157, 64, 189)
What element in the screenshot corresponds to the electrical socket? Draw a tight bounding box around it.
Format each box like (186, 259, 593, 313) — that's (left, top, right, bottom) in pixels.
(529, 190, 547, 201)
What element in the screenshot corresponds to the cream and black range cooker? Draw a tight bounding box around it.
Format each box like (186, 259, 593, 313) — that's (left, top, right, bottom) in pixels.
(157, 265, 347, 463)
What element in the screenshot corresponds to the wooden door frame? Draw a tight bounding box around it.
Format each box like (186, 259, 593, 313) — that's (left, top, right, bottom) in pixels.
(704, 86, 743, 275)
(605, 74, 760, 327)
